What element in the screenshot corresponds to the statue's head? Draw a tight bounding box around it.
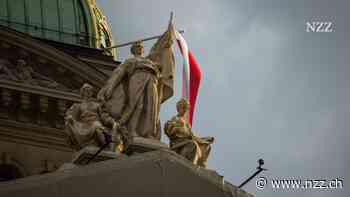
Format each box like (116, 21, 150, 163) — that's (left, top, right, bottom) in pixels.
(80, 83, 94, 99)
(130, 41, 144, 57)
(16, 59, 26, 67)
(176, 98, 190, 116)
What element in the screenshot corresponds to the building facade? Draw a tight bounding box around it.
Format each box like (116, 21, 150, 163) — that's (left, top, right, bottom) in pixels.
(0, 1, 255, 197)
(0, 0, 118, 180)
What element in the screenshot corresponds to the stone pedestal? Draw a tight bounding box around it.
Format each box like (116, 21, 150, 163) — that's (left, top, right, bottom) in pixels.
(125, 137, 169, 155)
(0, 150, 255, 197)
(71, 146, 126, 165)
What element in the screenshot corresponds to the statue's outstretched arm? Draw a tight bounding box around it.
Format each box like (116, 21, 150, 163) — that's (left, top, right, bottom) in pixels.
(97, 61, 130, 102)
(98, 104, 117, 129)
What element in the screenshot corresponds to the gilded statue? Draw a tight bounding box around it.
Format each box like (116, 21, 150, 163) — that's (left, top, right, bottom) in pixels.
(65, 83, 125, 151)
(97, 18, 176, 140)
(164, 98, 214, 168)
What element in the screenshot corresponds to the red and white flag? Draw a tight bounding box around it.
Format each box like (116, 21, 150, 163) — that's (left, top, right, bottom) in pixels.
(175, 30, 202, 125)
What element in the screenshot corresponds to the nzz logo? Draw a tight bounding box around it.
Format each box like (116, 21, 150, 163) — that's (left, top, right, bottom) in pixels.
(306, 21, 334, 32)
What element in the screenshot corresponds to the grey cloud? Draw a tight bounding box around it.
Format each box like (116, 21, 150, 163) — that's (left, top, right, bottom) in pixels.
(97, 0, 349, 196)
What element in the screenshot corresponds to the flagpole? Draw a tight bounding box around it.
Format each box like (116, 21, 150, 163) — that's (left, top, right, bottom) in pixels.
(103, 30, 184, 50)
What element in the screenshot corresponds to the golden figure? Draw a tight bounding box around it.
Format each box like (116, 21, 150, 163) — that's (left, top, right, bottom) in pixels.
(97, 19, 175, 140)
(164, 98, 214, 168)
(65, 83, 123, 151)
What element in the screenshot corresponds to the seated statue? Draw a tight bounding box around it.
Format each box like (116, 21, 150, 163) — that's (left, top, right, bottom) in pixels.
(13, 59, 67, 90)
(164, 98, 214, 167)
(65, 83, 125, 152)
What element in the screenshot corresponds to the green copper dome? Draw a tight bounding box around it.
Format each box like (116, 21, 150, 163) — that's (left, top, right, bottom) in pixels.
(0, 0, 115, 56)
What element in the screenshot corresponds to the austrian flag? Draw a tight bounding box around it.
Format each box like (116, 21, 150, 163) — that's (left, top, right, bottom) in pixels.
(175, 30, 202, 125)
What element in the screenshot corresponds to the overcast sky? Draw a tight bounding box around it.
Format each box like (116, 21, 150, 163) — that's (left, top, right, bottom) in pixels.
(97, 0, 349, 196)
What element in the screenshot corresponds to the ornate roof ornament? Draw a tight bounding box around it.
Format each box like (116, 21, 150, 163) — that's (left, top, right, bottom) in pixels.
(86, 0, 116, 57)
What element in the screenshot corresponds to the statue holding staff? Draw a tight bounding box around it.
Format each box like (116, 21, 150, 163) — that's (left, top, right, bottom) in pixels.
(98, 15, 176, 140)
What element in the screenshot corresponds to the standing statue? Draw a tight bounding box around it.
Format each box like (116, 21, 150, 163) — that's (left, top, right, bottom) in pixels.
(65, 83, 125, 151)
(97, 18, 175, 140)
(164, 98, 214, 168)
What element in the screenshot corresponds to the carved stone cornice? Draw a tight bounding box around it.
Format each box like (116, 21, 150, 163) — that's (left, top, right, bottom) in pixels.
(0, 26, 108, 88)
(78, 56, 120, 71)
(0, 119, 72, 152)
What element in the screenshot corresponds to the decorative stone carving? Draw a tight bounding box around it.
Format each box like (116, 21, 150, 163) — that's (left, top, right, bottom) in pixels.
(0, 58, 16, 80)
(1, 58, 70, 91)
(164, 98, 214, 168)
(97, 20, 176, 140)
(65, 83, 125, 152)
(13, 59, 60, 88)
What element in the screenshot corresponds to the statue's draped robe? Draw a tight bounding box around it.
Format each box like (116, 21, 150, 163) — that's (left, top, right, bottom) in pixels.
(65, 101, 105, 150)
(98, 27, 175, 140)
(164, 116, 213, 167)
